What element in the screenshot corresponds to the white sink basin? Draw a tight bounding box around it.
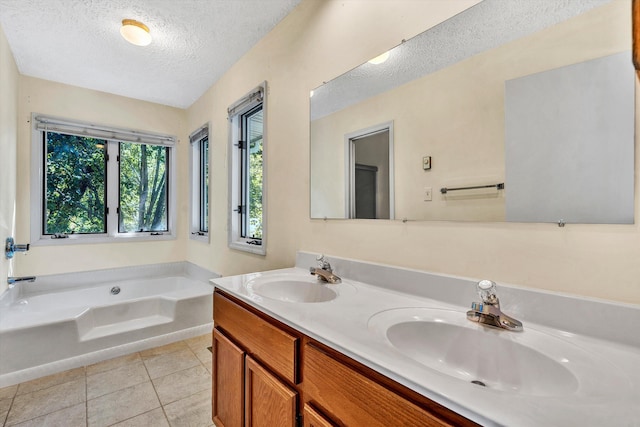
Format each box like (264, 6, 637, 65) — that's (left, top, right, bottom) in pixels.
(368, 307, 628, 397)
(246, 274, 356, 303)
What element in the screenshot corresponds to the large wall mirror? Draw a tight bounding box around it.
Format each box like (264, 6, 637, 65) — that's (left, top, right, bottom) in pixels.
(310, 0, 635, 224)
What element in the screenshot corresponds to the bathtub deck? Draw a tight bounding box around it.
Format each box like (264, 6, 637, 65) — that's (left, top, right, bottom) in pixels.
(0, 334, 214, 427)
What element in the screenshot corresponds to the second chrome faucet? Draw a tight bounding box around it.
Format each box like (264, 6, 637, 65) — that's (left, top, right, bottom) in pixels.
(467, 280, 523, 331)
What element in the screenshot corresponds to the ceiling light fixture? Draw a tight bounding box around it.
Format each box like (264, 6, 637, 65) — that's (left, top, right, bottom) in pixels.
(120, 19, 152, 46)
(368, 51, 390, 65)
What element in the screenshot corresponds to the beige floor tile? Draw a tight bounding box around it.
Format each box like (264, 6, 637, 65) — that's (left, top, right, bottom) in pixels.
(6, 378, 85, 426)
(192, 345, 213, 368)
(87, 381, 160, 427)
(153, 365, 211, 405)
(86, 352, 142, 376)
(184, 334, 211, 351)
(1, 397, 12, 426)
(139, 341, 188, 359)
(0, 397, 13, 414)
(0, 384, 18, 400)
(111, 407, 170, 427)
(143, 347, 201, 379)
(87, 361, 150, 399)
(164, 388, 213, 427)
(16, 367, 85, 395)
(11, 402, 85, 427)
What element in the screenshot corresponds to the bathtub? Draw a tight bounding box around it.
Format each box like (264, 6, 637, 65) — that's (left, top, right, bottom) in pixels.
(0, 262, 215, 387)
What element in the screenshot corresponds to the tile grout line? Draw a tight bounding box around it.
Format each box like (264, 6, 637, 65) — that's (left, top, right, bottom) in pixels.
(141, 350, 171, 426)
(85, 366, 88, 427)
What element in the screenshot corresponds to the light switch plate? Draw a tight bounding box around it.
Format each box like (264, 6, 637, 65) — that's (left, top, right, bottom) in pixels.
(423, 156, 431, 170)
(424, 187, 432, 201)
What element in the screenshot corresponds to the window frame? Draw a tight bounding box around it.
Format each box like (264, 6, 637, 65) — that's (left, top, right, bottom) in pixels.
(228, 82, 267, 255)
(30, 113, 177, 245)
(189, 123, 210, 243)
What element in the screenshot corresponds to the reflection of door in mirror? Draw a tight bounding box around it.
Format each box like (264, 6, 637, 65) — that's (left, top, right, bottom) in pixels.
(354, 164, 378, 219)
(347, 125, 393, 219)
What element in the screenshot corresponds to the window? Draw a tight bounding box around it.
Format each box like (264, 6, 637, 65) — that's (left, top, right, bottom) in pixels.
(228, 83, 267, 255)
(31, 114, 176, 244)
(190, 124, 209, 241)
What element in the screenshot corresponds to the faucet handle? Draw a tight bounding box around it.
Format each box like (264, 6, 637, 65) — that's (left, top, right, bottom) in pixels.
(477, 280, 498, 305)
(316, 254, 332, 271)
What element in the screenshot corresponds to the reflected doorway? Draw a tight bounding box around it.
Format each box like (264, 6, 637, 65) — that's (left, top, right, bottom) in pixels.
(346, 122, 394, 219)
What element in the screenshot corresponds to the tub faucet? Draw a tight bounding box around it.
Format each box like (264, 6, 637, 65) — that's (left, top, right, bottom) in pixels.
(8, 276, 36, 286)
(309, 254, 341, 284)
(466, 280, 523, 331)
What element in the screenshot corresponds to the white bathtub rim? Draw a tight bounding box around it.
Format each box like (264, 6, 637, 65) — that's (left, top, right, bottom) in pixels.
(0, 261, 219, 306)
(0, 280, 213, 333)
(0, 322, 213, 388)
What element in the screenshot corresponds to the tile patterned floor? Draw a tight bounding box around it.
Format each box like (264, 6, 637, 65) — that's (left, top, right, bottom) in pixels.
(0, 334, 214, 427)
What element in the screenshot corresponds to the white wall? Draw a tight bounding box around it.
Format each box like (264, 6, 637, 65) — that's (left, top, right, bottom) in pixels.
(0, 25, 19, 295)
(187, 0, 640, 305)
(14, 77, 188, 276)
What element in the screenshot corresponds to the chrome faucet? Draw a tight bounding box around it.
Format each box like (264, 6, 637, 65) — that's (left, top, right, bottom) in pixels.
(5, 237, 29, 259)
(309, 254, 341, 284)
(8, 276, 36, 285)
(467, 280, 523, 331)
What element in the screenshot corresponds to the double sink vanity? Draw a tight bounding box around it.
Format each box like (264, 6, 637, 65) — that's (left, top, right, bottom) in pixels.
(211, 252, 640, 426)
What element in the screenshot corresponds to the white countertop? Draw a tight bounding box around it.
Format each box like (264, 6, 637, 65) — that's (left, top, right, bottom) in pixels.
(211, 266, 640, 427)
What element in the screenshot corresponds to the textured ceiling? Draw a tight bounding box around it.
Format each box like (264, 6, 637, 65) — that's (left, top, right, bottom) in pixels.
(311, 0, 612, 121)
(0, 0, 301, 108)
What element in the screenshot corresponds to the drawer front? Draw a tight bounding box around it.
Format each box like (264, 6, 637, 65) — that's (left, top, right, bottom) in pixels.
(304, 343, 468, 427)
(214, 291, 298, 383)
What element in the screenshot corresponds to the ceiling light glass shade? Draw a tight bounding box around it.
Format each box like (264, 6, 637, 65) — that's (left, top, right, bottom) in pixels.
(368, 51, 390, 65)
(120, 19, 152, 46)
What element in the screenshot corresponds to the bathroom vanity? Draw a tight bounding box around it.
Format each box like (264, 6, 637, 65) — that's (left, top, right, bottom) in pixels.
(211, 253, 640, 426)
(212, 289, 476, 427)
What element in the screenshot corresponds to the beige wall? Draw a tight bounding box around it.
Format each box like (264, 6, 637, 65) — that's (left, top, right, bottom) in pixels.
(188, 0, 640, 305)
(14, 77, 188, 276)
(0, 25, 19, 294)
(5, 0, 640, 305)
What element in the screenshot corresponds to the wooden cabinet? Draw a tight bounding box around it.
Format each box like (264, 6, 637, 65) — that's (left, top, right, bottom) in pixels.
(213, 291, 299, 427)
(212, 329, 244, 427)
(245, 356, 297, 427)
(303, 404, 335, 427)
(212, 289, 478, 427)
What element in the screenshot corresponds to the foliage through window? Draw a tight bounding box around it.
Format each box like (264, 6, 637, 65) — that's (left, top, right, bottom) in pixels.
(32, 115, 175, 242)
(44, 133, 107, 234)
(119, 143, 168, 233)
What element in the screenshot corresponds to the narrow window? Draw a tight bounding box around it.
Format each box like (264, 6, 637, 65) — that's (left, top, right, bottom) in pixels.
(228, 83, 267, 254)
(190, 124, 210, 240)
(240, 106, 263, 240)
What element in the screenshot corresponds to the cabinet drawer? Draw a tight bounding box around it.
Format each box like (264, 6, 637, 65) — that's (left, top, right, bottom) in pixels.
(304, 343, 475, 427)
(214, 291, 298, 383)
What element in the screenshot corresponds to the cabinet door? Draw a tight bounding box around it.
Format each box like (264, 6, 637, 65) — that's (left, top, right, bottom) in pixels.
(303, 403, 335, 427)
(245, 356, 297, 427)
(213, 328, 244, 427)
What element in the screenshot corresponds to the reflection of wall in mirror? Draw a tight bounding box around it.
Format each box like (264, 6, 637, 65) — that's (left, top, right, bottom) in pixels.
(310, 0, 631, 222)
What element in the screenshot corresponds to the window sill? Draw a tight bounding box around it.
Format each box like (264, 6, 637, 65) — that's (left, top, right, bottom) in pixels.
(31, 233, 176, 246)
(229, 240, 265, 255)
(189, 233, 210, 244)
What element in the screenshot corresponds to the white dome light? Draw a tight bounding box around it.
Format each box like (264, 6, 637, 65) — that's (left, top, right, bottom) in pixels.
(120, 19, 152, 47)
(368, 51, 390, 65)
